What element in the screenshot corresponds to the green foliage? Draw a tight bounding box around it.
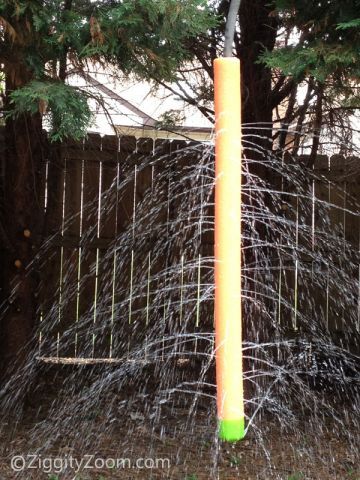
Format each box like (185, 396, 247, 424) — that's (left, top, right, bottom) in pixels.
(155, 109, 186, 129)
(0, 0, 216, 140)
(287, 473, 304, 480)
(262, 41, 360, 83)
(262, 46, 315, 80)
(337, 18, 360, 30)
(9, 81, 93, 141)
(86, 0, 216, 80)
(262, 0, 360, 87)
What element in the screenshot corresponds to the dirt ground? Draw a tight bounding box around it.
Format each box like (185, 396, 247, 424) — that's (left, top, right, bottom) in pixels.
(0, 407, 358, 479)
(0, 366, 359, 480)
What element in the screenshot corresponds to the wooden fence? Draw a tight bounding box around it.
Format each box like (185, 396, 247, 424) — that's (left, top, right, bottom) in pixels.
(37, 134, 213, 360)
(2, 130, 360, 360)
(269, 153, 360, 352)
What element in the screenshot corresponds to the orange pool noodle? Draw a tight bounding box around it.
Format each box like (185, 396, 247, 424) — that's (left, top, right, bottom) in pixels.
(214, 57, 244, 441)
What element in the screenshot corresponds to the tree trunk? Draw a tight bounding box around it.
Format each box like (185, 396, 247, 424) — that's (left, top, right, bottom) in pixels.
(239, 0, 278, 155)
(0, 71, 46, 381)
(237, 2, 279, 388)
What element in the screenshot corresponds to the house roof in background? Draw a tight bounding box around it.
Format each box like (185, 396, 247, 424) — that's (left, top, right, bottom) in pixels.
(81, 73, 156, 127)
(114, 124, 212, 142)
(69, 68, 213, 140)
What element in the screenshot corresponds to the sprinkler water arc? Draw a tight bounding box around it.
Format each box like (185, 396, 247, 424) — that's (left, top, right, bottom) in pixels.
(214, 0, 244, 442)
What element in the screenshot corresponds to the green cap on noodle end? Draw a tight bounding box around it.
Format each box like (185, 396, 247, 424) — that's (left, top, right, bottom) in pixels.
(219, 418, 245, 442)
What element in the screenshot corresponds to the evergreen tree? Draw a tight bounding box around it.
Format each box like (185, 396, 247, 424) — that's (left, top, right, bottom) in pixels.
(263, 0, 360, 162)
(1, 0, 215, 140)
(0, 0, 215, 378)
(162, 0, 359, 159)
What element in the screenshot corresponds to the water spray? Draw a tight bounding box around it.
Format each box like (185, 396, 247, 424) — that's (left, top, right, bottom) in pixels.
(214, 0, 244, 441)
